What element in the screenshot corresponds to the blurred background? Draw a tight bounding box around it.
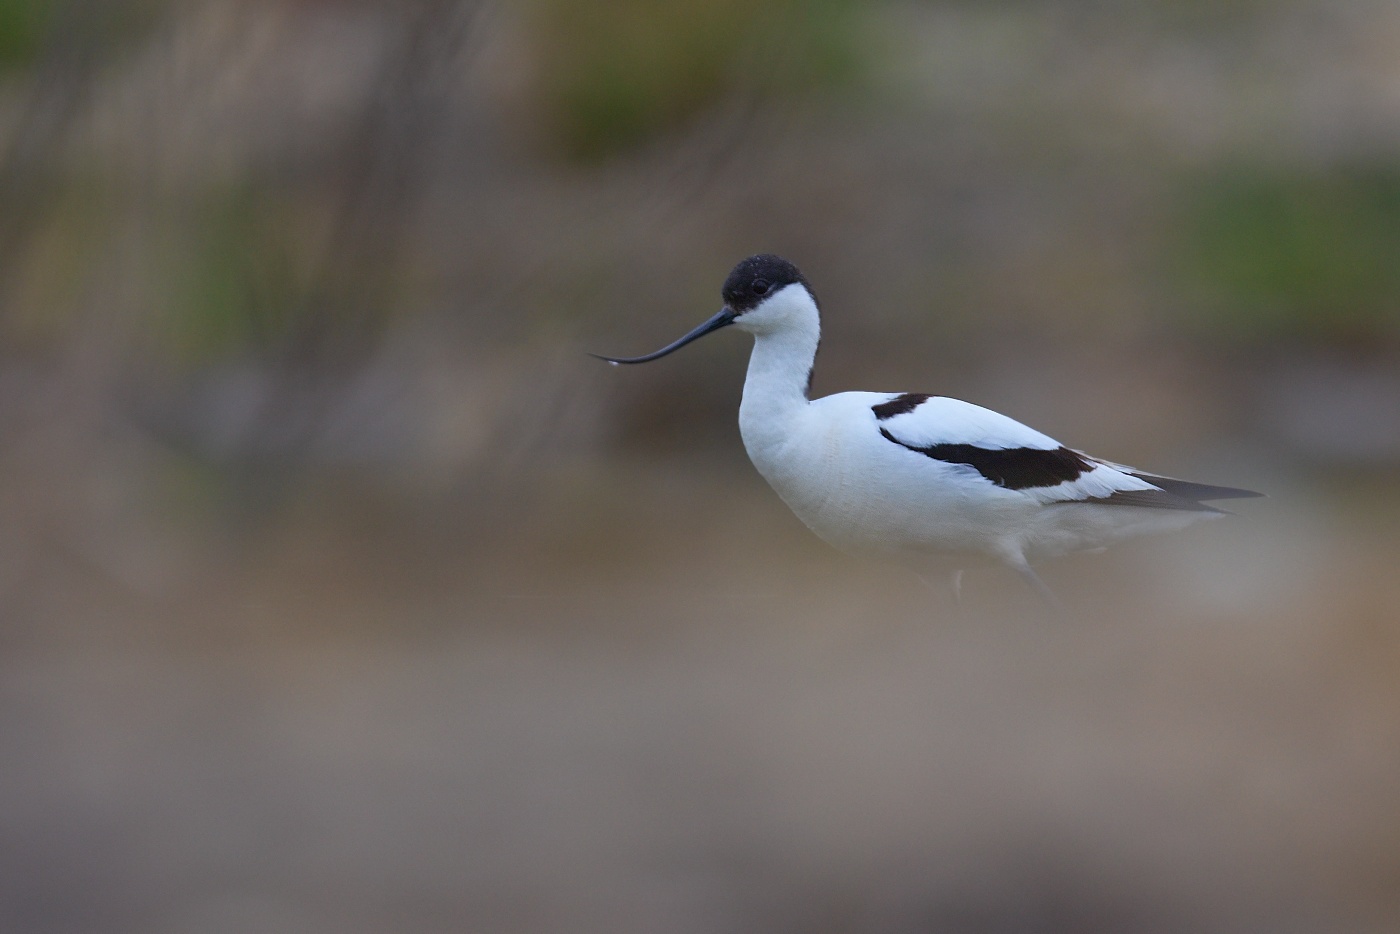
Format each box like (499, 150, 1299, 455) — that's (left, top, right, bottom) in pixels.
(2, 0, 1399, 931)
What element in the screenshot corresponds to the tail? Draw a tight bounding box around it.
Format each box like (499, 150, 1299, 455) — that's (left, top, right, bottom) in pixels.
(1080, 455, 1263, 512)
(1123, 472, 1263, 503)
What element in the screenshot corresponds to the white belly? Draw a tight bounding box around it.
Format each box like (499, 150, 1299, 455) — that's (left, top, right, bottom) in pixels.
(740, 400, 1035, 561)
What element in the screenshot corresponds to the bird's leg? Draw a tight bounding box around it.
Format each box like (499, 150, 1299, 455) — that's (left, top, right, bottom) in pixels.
(1003, 554, 1064, 616)
(913, 567, 964, 617)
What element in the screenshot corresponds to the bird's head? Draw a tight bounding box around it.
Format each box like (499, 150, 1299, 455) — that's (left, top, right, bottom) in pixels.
(592, 254, 817, 364)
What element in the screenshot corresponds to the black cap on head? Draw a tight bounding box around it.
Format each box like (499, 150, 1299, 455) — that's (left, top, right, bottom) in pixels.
(721, 254, 812, 313)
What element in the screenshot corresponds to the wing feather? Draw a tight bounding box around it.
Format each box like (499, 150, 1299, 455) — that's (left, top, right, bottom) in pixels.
(870, 395, 1258, 511)
(1122, 471, 1262, 502)
(873, 394, 1060, 450)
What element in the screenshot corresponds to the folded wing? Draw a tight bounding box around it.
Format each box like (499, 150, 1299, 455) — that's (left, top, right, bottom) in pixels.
(873, 394, 1260, 512)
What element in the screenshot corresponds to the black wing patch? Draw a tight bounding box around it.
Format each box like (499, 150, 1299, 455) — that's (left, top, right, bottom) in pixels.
(879, 428, 1090, 490)
(872, 393, 931, 420)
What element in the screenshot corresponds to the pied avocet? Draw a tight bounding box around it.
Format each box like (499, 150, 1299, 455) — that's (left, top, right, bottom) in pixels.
(595, 254, 1259, 603)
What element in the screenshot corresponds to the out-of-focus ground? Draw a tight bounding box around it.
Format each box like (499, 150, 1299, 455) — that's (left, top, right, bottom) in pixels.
(2, 1, 1400, 932)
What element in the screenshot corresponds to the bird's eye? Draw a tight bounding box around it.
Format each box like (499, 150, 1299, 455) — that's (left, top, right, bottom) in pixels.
(751, 279, 771, 296)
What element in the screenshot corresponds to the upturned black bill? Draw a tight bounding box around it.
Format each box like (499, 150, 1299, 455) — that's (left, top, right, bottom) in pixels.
(591, 307, 737, 365)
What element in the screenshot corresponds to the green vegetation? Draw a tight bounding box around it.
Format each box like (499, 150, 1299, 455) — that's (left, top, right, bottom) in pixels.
(162, 190, 306, 364)
(528, 0, 860, 161)
(0, 0, 55, 67)
(1176, 164, 1400, 341)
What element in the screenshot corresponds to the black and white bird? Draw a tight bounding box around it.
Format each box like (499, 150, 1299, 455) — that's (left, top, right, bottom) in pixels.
(595, 254, 1260, 602)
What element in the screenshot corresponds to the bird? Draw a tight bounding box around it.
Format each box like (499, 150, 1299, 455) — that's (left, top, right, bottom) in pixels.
(594, 254, 1260, 604)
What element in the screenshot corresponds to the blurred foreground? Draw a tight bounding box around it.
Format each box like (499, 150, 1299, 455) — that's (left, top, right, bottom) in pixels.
(5, 460, 1400, 933)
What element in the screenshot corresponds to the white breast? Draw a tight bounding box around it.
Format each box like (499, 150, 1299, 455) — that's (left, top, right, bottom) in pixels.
(741, 392, 1038, 560)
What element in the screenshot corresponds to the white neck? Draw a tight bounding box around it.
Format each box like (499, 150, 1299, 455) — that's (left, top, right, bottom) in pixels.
(737, 313, 820, 463)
